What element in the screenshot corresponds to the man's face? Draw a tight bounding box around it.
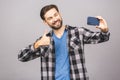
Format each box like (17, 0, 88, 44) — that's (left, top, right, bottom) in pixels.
(44, 8, 63, 30)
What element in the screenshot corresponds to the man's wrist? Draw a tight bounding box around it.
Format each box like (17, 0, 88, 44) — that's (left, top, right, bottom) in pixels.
(101, 28, 109, 33)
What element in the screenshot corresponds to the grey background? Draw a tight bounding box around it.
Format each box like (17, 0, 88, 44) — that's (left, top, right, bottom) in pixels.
(0, 0, 120, 80)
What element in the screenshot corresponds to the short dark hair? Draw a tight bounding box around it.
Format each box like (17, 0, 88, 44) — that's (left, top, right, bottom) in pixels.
(40, 4, 59, 20)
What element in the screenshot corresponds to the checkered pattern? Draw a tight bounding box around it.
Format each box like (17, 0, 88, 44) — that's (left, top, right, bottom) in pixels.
(18, 25, 110, 80)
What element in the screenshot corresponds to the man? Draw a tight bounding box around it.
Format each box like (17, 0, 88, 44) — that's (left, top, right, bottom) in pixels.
(18, 4, 110, 80)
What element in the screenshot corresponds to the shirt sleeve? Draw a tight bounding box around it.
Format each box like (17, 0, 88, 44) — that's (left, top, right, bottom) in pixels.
(18, 44, 38, 62)
(18, 38, 50, 62)
(79, 27, 110, 44)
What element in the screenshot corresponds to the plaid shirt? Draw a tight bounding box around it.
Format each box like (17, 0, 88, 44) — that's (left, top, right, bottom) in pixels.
(18, 25, 110, 80)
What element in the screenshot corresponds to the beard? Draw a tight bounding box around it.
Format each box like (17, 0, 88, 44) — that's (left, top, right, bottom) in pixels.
(49, 19, 63, 30)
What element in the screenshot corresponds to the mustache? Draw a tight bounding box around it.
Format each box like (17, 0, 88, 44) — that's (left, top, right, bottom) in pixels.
(52, 19, 60, 25)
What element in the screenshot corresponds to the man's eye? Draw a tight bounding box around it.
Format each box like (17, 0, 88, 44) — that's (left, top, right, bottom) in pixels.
(47, 17, 52, 20)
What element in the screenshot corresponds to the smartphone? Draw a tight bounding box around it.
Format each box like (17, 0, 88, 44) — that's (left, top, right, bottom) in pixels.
(87, 17, 100, 26)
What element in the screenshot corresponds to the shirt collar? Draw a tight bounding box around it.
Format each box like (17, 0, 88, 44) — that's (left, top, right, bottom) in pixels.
(47, 25, 69, 37)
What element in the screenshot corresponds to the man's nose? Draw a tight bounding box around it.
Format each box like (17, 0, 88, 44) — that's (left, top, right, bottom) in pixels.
(53, 17, 57, 22)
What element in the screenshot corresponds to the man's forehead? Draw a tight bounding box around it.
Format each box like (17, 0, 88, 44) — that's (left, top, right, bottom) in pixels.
(44, 8, 58, 17)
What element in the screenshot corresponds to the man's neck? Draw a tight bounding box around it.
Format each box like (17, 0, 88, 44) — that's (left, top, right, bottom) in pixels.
(53, 25, 66, 38)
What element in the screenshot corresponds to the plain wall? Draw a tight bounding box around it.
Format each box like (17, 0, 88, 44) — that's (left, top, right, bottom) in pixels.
(0, 0, 120, 80)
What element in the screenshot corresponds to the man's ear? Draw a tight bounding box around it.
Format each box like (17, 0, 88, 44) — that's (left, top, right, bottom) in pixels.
(43, 20, 48, 26)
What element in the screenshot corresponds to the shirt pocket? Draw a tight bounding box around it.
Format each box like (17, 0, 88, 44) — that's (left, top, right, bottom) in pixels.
(69, 37, 81, 51)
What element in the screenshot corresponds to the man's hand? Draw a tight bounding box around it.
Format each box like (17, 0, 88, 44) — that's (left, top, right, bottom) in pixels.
(34, 31, 50, 49)
(96, 16, 109, 32)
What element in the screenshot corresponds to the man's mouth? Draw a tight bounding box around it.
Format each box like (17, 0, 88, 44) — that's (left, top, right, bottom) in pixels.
(53, 20, 60, 25)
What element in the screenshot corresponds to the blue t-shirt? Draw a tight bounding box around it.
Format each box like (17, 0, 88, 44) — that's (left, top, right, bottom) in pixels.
(53, 30, 70, 80)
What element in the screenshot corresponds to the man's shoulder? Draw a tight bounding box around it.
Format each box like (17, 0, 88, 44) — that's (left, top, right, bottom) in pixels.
(67, 25, 78, 30)
(67, 25, 83, 31)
